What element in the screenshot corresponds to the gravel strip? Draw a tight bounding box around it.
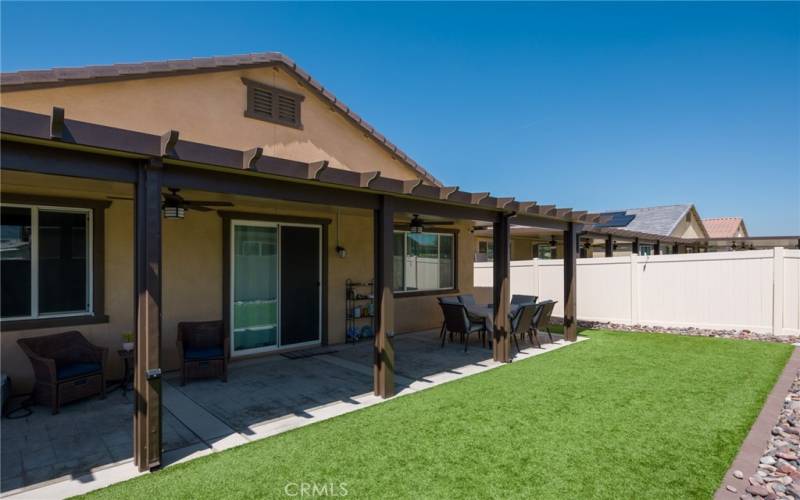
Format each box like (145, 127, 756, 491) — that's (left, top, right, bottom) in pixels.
(554, 318, 800, 345)
(726, 373, 800, 499)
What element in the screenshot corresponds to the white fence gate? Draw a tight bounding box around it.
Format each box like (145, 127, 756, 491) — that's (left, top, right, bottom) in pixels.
(474, 248, 800, 336)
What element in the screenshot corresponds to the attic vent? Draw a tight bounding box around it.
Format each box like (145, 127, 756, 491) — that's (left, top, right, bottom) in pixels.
(243, 78, 304, 129)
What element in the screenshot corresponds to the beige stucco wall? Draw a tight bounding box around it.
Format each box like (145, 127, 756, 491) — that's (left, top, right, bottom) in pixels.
(1, 67, 426, 182)
(1, 172, 473, 392)
(671, 210, 706, 239)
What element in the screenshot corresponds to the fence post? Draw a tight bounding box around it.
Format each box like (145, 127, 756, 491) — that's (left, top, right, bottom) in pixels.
(630, 253, 640, 325)
(774, 247, 785, 336)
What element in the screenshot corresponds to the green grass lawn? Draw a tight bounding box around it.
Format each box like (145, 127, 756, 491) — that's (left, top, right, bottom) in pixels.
(83, 331, 792, 499)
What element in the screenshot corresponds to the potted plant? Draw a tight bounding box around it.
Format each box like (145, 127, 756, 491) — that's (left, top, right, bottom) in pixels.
(121, 332, 134, 351)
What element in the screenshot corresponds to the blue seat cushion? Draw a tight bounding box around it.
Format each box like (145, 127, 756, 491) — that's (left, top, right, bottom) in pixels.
(184, 346, 224, 360)
(57, 362, 101, 380)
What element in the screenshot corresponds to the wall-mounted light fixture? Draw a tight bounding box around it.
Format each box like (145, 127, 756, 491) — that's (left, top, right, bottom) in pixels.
(335, 209, 347, 258)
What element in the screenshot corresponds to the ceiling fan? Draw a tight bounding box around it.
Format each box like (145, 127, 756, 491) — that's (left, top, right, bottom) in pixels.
(108, 188, 233, 219)
(395, 214, 455, 233)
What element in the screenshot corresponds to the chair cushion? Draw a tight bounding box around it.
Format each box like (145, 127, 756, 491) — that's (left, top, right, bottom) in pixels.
(184, 346, 224, 360)
(57, 362, 101, 380)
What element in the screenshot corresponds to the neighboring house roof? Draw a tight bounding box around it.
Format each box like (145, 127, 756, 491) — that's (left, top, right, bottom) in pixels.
(703, 217, 747, 238)
(592, 204, 708, 238)
(0, 52, 442, 186)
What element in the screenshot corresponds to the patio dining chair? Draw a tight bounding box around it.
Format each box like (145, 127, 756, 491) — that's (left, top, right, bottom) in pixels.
(439, 302, 486, 352)
(17, 331, 107, 414)
(177, 320, 229, 385)
(529, 300, 558, 346)
(509, 303, 539, 354)
(511, 294, 538, 306)
(437, 296, 461, 342)
(456, 294, 476, 305)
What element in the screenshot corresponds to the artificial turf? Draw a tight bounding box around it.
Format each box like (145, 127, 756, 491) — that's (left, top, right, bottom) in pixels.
(82, 330, 792, 499)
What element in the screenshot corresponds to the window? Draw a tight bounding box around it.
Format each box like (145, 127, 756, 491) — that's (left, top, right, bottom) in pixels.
(476, 240, 493, 262)
(1, 204, 92, 320)
(243, 78, 304, 129)
(535, 244, 554, 259)
(638, 244, 653, 256)
(393, 231, 455, 293)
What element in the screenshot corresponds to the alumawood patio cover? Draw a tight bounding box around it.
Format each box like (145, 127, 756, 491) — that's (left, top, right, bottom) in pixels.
(0, 106, 602, 471)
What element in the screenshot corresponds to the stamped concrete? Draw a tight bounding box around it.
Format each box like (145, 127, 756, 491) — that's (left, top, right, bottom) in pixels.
(0, 389, 200, 494)
(2, 330, 579, 499)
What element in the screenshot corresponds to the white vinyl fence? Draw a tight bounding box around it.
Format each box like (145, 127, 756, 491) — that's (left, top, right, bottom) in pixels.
(474, 248, 800, 336)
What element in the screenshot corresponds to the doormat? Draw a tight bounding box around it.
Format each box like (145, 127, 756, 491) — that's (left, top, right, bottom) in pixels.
(281, 348, 339, 360)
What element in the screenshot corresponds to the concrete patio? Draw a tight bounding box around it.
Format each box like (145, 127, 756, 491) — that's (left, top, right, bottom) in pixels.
(1, 328, 569, 498)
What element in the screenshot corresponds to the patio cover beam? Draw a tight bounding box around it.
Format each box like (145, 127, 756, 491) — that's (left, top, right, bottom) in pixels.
(492, 214, 511, 363)
(563, 222, 578, 342)
(134, 159, 163, 471)
(374, 196, 395, 398)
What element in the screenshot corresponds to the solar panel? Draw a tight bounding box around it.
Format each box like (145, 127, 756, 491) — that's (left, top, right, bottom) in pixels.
(592, 211, 635, 228)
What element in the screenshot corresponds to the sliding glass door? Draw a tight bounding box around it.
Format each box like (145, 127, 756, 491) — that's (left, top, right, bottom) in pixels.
(230, 220, 322, 356)
(231, 222, 279, 354)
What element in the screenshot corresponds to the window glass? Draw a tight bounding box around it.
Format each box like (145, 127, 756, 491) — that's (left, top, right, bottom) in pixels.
(438, 234, 454, 289)
(38, 211, 88, 314)
(393, 232, 405, 291)
(537, 244, 553, 259)
(1, 207, 32, 318)
(1, 205, 91, 320)
(393, 231, 455, 292)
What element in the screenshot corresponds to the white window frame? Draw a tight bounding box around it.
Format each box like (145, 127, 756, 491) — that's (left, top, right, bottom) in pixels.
(1, 203, 93, 321)
(393, 230, 455, 293)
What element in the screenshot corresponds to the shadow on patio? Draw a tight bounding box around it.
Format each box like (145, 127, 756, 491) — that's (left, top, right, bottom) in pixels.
(1, 329, 565, 495)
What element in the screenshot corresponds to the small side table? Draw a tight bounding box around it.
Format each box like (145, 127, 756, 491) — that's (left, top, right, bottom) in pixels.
(117, 349, 134, 396)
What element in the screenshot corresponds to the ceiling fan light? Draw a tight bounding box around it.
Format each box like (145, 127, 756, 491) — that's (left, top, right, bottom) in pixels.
(163, 206, 185, 219)
(410, 224, 423, 233)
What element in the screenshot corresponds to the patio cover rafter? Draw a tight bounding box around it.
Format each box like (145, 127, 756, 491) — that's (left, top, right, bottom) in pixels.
(0, 107, 604, 227)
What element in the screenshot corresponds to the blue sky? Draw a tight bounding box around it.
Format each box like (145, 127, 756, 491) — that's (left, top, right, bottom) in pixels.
(2, 2, 798, 235)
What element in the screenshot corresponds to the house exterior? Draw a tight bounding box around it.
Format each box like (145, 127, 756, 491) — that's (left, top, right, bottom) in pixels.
(0, 52, 593, 471)
(703, 217, 748, 238)
(475, 203, 710, 260)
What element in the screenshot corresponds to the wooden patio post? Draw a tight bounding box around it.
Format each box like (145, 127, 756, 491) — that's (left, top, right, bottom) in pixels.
(373, 196, 395, 398)
(605, 235, 613, 257)
(563, 222, 578, 342)
(133, 159, 163, 471)
(632, 237, 640, 256)
(654, 241, 661, 255)
(492, 213, 511, 362)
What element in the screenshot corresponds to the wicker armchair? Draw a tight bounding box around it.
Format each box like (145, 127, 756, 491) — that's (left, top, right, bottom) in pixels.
(17, 331, 107, 414)
(177, 320, 228, 385)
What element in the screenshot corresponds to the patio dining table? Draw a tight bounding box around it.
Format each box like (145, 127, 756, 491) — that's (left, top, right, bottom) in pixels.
(464, 303, 524, 332)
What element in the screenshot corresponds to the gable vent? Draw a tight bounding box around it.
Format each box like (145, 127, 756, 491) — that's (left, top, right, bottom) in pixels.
(243, 78, 304, 129)
(252, 88, 274, 118)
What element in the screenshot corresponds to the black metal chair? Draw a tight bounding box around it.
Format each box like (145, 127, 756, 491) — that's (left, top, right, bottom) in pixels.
(530, 300, 557, 346)
(511, 294, 538, 306)
(437, 296, 461, 342)
(439, 302, 486, 352)
(456, 294, 476, 305)
(509, 303, 539, 354)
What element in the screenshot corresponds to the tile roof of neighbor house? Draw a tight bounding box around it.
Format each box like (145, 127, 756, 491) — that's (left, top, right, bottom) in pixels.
(595, 204, 696, 237)
(0, 52, 442, 187)
(703, 217, 745, 238)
